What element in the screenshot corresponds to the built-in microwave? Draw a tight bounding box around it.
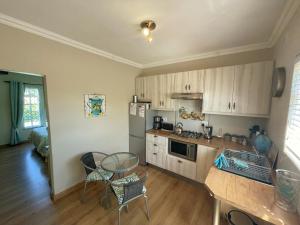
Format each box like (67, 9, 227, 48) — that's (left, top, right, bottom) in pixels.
(168, 139, 197, 161)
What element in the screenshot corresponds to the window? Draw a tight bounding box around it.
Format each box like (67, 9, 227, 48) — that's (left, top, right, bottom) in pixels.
(23, 87, 41, 128)
(285, 57, 300, 160)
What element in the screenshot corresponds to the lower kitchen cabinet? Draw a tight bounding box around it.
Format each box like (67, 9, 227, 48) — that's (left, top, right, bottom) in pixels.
(196, 145, 218, 183)
(166, 154, 197, 180)
(146, 134, 168, 169)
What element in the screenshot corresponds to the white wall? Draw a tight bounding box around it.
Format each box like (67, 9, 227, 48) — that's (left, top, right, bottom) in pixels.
(0, 23, 141, 194)
(268, 7, 300, 174)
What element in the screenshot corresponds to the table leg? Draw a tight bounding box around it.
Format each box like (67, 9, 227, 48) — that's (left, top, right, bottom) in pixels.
(213, 199, 221, 225)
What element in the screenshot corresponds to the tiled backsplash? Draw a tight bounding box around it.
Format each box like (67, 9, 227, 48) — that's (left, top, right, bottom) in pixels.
(153, 100, 267, 137)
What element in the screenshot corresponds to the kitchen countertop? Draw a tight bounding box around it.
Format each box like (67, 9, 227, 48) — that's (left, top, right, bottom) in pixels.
(146, 129, 251, 152)
(148, 129, 300, 224)
(205, 166, 300, 225)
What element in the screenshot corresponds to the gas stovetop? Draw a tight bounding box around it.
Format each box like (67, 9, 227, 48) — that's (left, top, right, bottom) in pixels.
(176, 131, 203, 139)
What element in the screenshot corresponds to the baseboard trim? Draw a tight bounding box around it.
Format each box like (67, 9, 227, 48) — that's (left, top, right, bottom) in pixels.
(0, 144, 10, 149)
(51, 181, 84, 202)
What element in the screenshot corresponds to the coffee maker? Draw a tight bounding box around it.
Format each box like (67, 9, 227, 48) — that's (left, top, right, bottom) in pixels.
(203, 126, 213, 139)
(153, 116, 163, 130)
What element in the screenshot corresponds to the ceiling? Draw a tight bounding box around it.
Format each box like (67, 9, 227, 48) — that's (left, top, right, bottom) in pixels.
(0, 0, 295, 68)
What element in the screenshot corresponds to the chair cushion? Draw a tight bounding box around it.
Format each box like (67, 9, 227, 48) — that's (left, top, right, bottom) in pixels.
(111, 173, 146, 204)
(86, 168, 113, 181)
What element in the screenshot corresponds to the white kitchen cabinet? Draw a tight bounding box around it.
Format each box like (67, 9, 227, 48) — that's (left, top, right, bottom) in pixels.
(166, 154, 197, 180)
(232, 61, 273, 116)
(152, 74, 175, 111)
(203, 66, 235, 114)
(135, 77, 144, 100)
(203, 61, 273, 117)
(196, 145, 218, 183)
(174, 70, 204, 93)
(135, 76, 154, 101)
(146, 134, 168, 169)
(189, 70, 205, 93)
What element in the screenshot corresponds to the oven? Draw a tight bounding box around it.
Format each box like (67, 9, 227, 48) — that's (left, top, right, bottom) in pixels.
(168, 139, 197, 161)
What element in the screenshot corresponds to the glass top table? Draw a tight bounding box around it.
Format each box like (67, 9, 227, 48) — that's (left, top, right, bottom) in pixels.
(101, 152, 139, 174)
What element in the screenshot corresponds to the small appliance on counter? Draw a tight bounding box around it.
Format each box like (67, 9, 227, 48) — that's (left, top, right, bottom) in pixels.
(203, 125, 213, 139)
(153, 116, 163, 130)
(174, 122, 183, 135)
(168, 139, 197, 161)
(161, 122, 174, 131)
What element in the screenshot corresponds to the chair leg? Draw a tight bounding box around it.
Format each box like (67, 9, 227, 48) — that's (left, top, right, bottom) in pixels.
(118, 206, 123, 225)
(144, 194, 150, 220)
(81, 181, 88, 203)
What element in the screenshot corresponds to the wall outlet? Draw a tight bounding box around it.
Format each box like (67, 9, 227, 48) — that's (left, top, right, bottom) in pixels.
(201, 121, 208, 127)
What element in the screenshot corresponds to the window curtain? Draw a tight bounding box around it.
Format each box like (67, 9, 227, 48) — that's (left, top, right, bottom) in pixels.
(37, 85, 47, 127)
(9, 81, 24, 145)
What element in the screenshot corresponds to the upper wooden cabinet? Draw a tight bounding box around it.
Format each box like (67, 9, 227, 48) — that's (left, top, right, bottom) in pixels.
(135, 76, 154, 102)
(152, 74, 175, 111)
(174, 70, 204, 93)
(203, 61, 273, 117)
(232, 61, 273, 116)
(203, 66, 235, 114)
(136, 61, 273, 117)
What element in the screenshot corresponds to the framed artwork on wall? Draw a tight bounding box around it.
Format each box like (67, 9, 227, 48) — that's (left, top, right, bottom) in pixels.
(84, 94, 106, 118)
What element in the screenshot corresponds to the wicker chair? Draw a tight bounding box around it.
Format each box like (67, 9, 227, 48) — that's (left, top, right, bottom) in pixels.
(80, 152, 114, 202)
(110, 171, 150, 225)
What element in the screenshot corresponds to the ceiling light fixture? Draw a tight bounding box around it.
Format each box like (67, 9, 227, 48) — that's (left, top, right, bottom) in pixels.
(140, 20, 156, 43)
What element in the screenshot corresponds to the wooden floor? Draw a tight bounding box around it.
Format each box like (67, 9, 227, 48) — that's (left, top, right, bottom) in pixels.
(0, 144, 214, 225)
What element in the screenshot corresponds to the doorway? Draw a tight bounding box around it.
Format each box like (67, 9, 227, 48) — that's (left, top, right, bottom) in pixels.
(0, 69, 53, 207)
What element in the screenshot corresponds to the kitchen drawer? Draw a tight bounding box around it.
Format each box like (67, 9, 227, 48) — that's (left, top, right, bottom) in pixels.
(166, 154, 197, 180)
(146, 133, 168, 146)
(146, 140, 166, 169)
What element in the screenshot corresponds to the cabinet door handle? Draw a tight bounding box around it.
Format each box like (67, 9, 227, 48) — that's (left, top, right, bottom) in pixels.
(188, 84, 191, 90)
(162, 101, 164, 106)
(153, 144, 158, 146)
(177, 160, 182, 163)
(153, 153, 157, 155)
(185, 85, 187, 90)
(154, 135, 158, 138)
(228, 102, 231, 109)
(233, 102, 236, 110)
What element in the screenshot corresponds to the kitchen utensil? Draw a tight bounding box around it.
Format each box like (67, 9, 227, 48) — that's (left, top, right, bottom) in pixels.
(231, 135, 239, 143)
(253, 134, 272, 155)
(223, 133, 232, 142)
(275, 169, 300, 212)
(132, 95, 138, 103)
(174, 122, 183, 135)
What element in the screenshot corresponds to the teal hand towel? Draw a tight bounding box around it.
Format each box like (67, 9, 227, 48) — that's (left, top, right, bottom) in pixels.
(232, 157, 248, 169)
(214, 153, 229, 169)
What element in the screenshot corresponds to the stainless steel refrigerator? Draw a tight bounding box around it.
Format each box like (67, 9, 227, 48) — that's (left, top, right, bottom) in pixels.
(129, 102, 154, 165)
